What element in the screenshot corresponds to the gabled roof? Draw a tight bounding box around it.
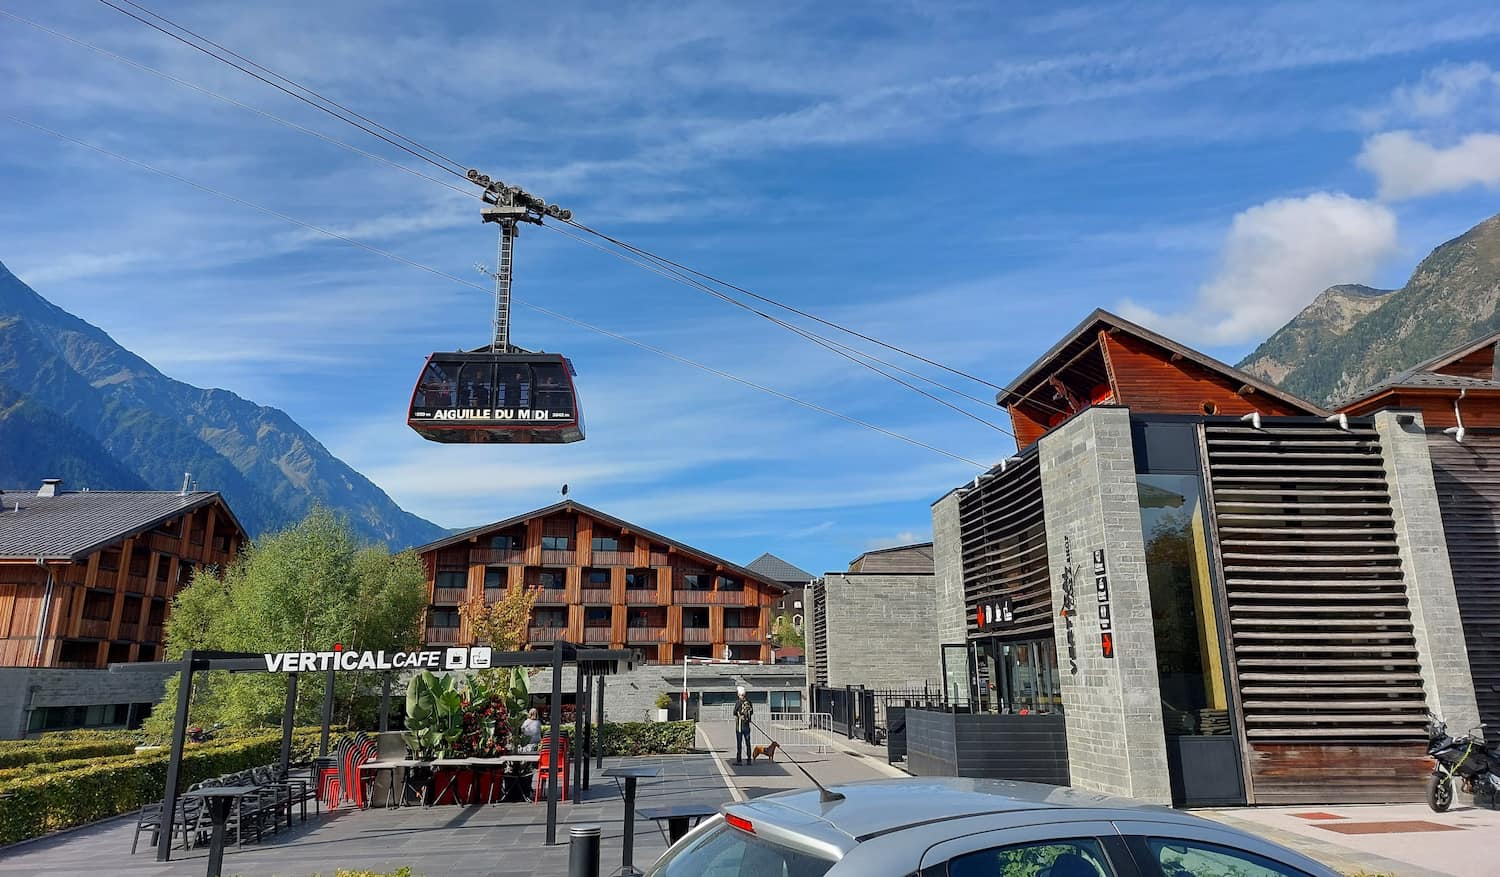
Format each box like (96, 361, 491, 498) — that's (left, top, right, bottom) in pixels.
(996, 308, 1327, 416)
(0, 490, 237, 561)
(1340, 330, 1500, 407)
(847, 541, 934, 575)
(1397, 329, 1500, 378)
(418, 500, 788, 593)
(745, 552, 814, 585)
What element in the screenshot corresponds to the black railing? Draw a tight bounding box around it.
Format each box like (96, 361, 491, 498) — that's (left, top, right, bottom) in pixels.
(810, 684, 946, 749)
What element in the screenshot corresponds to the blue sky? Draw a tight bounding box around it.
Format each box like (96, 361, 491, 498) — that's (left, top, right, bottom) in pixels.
(5, 1, 1500, 574)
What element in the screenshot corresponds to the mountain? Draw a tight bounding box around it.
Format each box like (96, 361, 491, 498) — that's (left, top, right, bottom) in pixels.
(1240, 214, 1500, 405)
(0, 260, 445, 549)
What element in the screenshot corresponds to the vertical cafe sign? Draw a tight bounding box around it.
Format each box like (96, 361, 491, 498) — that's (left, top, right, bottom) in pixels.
(1059, 537, 1118, 673)
(1059, 536, 1080, 675)
(1093, 548, 1114, 659)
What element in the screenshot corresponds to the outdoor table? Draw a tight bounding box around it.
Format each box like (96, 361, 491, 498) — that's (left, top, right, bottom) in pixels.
(638, 803, 719, 844)
(357, 760, 420, 809)
(467, 755, 541, 804)
(182, 785, 259, 877)
(431, 758, 476, 806)
(603, 766, 661, 868)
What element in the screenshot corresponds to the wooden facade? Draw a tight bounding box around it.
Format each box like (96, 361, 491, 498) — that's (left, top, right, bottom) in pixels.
(417, 501, 784, 663)
(999, 310, 1323, 449)
(0, 494, 243, 669)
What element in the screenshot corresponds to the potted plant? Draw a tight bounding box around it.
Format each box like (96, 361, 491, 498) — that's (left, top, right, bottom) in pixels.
(402, 670, 464, 760)
(653, 692, 673, 722)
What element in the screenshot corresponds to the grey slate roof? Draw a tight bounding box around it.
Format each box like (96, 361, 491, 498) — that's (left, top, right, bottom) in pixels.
(0, 490, 228, 561)
(745, 552, 814, 585)
(847, 542, 935, 574)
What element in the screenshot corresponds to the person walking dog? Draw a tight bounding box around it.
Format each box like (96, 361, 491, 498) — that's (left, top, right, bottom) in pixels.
(732, 686, 754, 765)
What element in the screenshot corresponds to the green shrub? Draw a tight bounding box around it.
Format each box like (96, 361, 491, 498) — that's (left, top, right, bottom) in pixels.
(554, 721, 695, 756)
(0, 729, 329, 845)
(0, 737, 139, 769)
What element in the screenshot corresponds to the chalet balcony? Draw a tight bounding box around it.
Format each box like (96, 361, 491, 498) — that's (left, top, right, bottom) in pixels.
(426, 627, 460, 645)
(583, 626, 612, 644)
(144, 625, 164, 643)
(724, 627, 761, 643)
(432, 587, 469, 605)
(118, 622, 139, 641)
(627, 626, 665, 644)
(625, 589, 660, 605)
(591, 550, 632, 567)
(147, 532, 183, 554)
(580, 589, 612, 605)
(123, 574, 150, 594)
(79, 619, 111, 639)
(541, 549, 575, 566)
(470, 547, 525, 565)
(649, 551, 669, 566)
(672, 589, 750, 606)
(528, 627, 561, 644)
(533, 588, 569, 604)
(682, 627, 711, 643)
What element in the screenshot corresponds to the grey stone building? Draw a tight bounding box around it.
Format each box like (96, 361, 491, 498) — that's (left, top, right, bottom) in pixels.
(807, 543, 941, 691)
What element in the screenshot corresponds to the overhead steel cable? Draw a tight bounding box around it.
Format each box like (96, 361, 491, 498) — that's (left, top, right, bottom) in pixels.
(543, 222, 1018, 436)
(91, 0, 471, 183)
(0, 8, 474, 198)
(4, 114, 989, 470)
(111, 0, 469, 176)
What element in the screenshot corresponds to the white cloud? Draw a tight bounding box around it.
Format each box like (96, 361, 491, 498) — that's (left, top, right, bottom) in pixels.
(1370, 62, 1500, 124)
(1357, 130, 1500, 201)
(1119, 193, 1397, 345)
(864, 530, 926, 550)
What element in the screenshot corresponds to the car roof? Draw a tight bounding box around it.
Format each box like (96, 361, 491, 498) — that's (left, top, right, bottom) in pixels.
(730, 777, 1197, 843)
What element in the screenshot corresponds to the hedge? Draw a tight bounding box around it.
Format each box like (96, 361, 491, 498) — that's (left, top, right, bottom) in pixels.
(556, 721, 696, 756)
(0, 729, 327, 846)
(0, 738, 140, 770)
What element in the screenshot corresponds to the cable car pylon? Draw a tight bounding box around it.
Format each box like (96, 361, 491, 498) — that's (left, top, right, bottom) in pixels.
(405, 171, 585, 444)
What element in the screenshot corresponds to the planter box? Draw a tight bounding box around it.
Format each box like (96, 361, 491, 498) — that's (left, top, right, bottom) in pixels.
(904, 708, 1070, 786)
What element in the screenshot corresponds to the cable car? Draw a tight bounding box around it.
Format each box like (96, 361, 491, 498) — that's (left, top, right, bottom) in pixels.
(406, 169, 585, 444)
(407, 350, 583, 443)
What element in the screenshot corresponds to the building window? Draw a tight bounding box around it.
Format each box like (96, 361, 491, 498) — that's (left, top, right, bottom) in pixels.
(684, 608, 709, 628)
(429, 608, 460, 628)
(435, 571, 466, 589)
(537, 570, 564, 589)
(584, 607, 611, 626)
(683, 573, 709, 591)
(769, 691, 802, 712)
(490, 534, 518, 550)
(715, 576, 742, 591)
(587, 570, 610, 586)
(792, 614, 803, 629)
(793, 600, 802, 609)
(541, 535, 571, 551)
(534, 609, 566, 628)
(27, 703, 138, 733)
(626, 570, 653, 590)
(974, 637, 1063, 716)
(591, 536, 619, 552)
(484, 568, 505, 589)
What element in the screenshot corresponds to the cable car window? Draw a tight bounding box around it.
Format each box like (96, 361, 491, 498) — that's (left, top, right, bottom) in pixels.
(415, 362, 456, 409)
(455, 361, 496, 410)
(533, 362, 574, 418)
(496, 362, 531, 415)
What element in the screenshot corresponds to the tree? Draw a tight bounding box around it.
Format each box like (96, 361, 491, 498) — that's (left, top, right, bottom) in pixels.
(770, 614, 804, 650)
(459, 586, 537, 672)
(143, 507, 429, 738)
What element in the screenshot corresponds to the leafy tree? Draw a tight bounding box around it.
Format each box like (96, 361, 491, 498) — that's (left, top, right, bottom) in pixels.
(770, 614, 804, 649)
(459, 586, 537, 655)
(143, 508, 428, 738)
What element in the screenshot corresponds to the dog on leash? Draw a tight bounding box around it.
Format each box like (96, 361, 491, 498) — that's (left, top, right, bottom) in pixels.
(751, 741, 779, 762)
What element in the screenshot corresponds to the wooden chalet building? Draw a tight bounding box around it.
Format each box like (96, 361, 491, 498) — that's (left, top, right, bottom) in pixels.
(0, 480, 244, 668)
(1340, 330, 1500, 736)
(417, 501, 787, 664)
(910, 309, 1480, 807)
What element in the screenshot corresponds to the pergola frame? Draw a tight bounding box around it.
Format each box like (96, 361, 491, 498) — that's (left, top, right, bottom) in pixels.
(111, 641, 638, 860)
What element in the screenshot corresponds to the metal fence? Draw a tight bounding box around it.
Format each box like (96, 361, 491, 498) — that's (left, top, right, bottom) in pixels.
(756, 711, 831, 755)
(810, 685, 945, 746)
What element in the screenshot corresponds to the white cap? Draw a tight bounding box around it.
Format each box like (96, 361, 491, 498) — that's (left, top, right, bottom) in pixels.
(736, 686, 746, 696)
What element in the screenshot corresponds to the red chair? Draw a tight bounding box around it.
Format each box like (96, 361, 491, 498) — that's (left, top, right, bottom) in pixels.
(533, 736, 570, 803)
(317, 739, 353, 806)
(343, 736, 377, 809)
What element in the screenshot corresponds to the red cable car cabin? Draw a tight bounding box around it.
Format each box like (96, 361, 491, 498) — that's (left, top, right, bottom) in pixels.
(407, 351, 584, 444)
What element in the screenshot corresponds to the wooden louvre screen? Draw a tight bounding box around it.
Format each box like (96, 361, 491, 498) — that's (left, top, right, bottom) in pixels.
(1203, 418, 1428, 742)
(1426, 430, 1500, 734)
(810, 581, 829, 686)
(958, 451, 1052, 640)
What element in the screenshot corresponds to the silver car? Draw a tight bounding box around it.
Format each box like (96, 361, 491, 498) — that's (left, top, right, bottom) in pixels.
(645, 777, 1340, 877)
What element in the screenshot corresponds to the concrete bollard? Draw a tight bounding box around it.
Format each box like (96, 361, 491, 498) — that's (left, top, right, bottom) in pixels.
(569, 824, 601, 877)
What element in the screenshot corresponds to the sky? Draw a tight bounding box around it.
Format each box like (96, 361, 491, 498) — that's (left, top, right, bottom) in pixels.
(4, 1, 1500, 575)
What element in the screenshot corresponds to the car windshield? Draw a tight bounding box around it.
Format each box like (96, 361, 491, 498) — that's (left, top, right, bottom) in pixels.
(646, 820, 835, 877)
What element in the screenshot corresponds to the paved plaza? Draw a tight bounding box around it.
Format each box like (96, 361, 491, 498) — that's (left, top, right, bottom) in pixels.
(0, 755, 730, 877)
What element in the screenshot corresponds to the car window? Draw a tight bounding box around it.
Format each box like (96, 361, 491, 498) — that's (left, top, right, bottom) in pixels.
(948, 838, 1115, 877)
(646, 821, 835, 877)
(1147, 837, 1312, 877)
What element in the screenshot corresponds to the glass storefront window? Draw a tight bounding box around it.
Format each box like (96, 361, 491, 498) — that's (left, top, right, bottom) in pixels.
(975, 637, 1064, 715)
(1137, 473, 1231, 736)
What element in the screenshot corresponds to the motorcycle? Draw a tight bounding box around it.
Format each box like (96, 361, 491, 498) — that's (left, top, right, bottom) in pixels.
(1425, 717, 1499, 812)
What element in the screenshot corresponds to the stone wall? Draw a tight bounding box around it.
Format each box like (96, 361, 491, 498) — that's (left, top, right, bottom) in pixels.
(0, 666, 175, 738)
(1037, 406, 1172, 804)
(531, 661, 806, 723)
(1373, 410, 1481, 731)
(820, 572, 942, 690)
(930, 491, 969, 645)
